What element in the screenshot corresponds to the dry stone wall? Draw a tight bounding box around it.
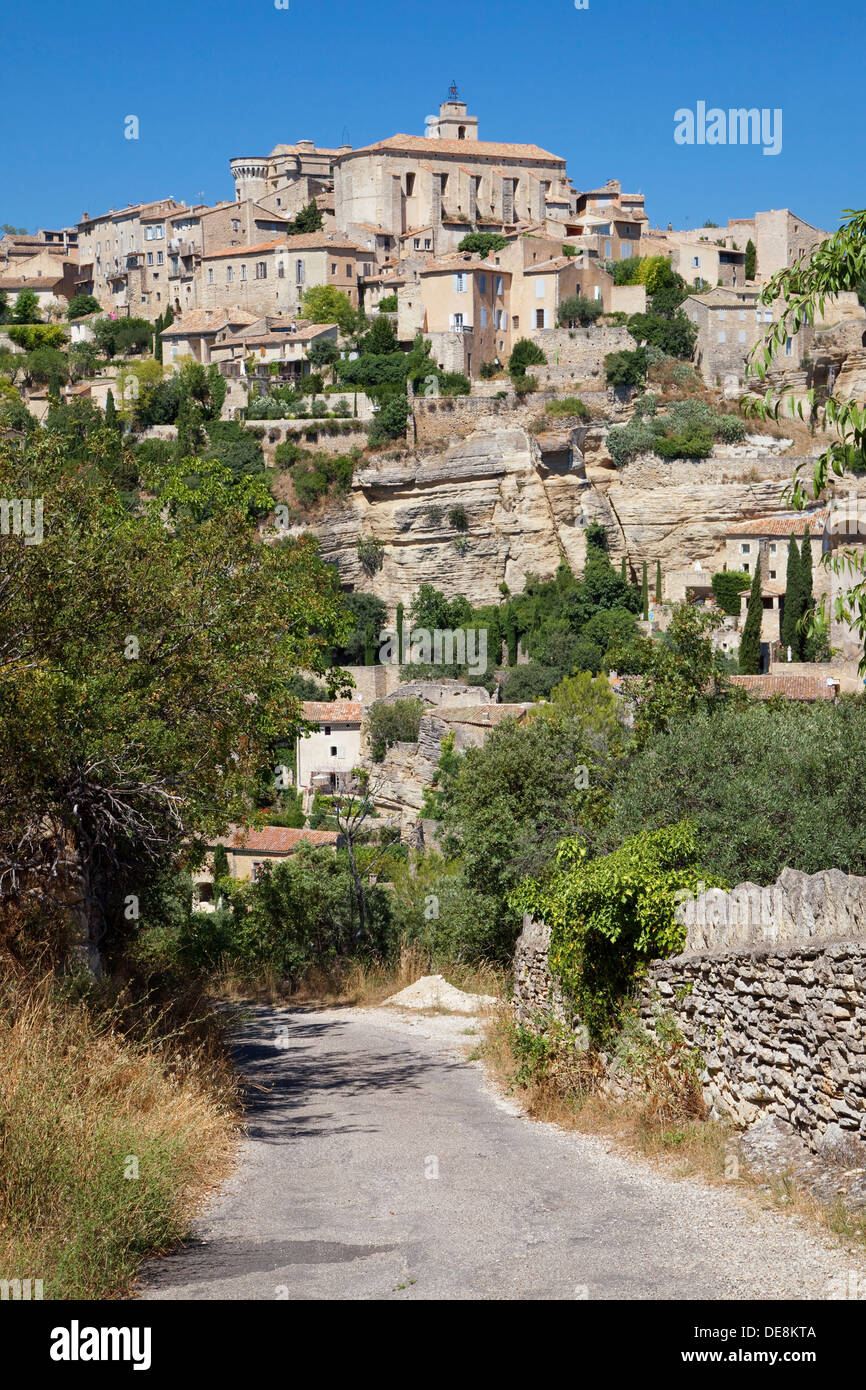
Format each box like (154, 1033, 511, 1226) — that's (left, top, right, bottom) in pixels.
(513, 868, 866, 1155)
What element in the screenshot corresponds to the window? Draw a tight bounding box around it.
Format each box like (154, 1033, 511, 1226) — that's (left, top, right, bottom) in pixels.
(495, 275, 503, 296)
(414, 238, 420, 250)
(763, 309, 773, 322)
(480, 305, 487, 327)
(785, 337, 793, 356)
(738, 310, 746, 321)
(147, 252, 154, 266)
(405, 172, 415, 196)
(479, 273, 487, 294)
(718, 309, 725, 320)
(226, 265, 233, 283)
(536, 279, 545, 298)
(330, 746, 337, 758)
(363, 262, 372, 277)
(535, 309, 545, 328)
(741, 544, 751, 554)
(451, 312, 464, 329)
(231, 219, 240, 234)
(208, 267, 214, 284)
(621, 244, 632, 259)
(769, 570, 777, 580)
(277, 262, 284, 278)
(692, 255, 701, 268)
(296, 259, 305, 283)
(424, 238, 431, 250)
(324, 726, 331, 735)
(256, 261, 267, 279)
(604, 240, 612, 258)
(743, 562, 750, 572)
(717, 330, 726, 343)
(738, 330, 746, 343)
(346, 263, 352, 277)
(240, 265, 246, 281)
(157, 251, 163, 265)
(454, 272, 467, 292)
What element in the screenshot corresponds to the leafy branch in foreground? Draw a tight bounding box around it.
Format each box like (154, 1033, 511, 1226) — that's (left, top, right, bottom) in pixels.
(743, 208, 866, 661)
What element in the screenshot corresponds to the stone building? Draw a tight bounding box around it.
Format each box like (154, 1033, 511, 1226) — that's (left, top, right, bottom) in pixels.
(75, 198, 184, 316)
(334, 95, 569, 257)
(296, 700, 363, 812)
(230, 140, 350, 214)
(199, 232, 374, 319)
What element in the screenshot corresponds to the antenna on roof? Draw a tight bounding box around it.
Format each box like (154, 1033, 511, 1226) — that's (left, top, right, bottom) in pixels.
(448, 79, 459, 101)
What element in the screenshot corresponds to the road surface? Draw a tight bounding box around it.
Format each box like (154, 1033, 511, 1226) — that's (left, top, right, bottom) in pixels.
(139, 1003, 863, 1300)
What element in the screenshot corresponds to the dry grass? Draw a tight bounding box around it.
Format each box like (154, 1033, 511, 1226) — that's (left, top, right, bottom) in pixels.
(213, 939, 508, 1010)
(0, 969, 239, 1299)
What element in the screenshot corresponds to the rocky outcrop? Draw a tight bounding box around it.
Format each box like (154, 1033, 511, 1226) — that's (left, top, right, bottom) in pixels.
(301, 421, 838, 609)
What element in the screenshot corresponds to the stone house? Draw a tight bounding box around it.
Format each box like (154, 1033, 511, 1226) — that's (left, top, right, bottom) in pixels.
(210, 320, 338, 378)
(333, 95, 569, 256)
(230, 140, 350, 212)
(200, 233, 373, 319)
(685, 285, 786, 387)
(75, 198, 184, 316)
(296, 700, 363, 811)
(193, 825, 340, 903)
(159, 308, 259, 365)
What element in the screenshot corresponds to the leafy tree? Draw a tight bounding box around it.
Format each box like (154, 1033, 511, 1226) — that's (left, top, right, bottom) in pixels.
(627, 310, 697, 359)
(69, 340, 99, 380)
(744, 238, 757, 281)
(0, 435, 352, 965)
(457, 232, 508, 256)
(307, 338, 340, 372)
(330, 591, 387, 666)
(508, 338, 547, 375)
(367, 698, 425, 761)
(22, 346, 68, 391)
(711, 570, 750, 616)
(368, 392, 409, 444)
(66, 294, 101, 321)
(557, 295, 603, 328)
(12, 290, 40, 324)
(6, 323, 65, 351)
(513, 822, 723, 1041)
(288, 200, 324, 235)
(301, 285, 357, 333)
(738, 555, 763, 673)
(377, 293, 398, 313)
(604, 347, 646, 387)
(606, 700, 866, 885)
(626, 602, 729, 744)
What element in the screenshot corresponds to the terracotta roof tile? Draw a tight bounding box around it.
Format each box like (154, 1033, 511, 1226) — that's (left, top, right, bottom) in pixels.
(727, 510, 828, 537)
(218, 826, 340, 853)
(344, 134, 565, 164)
(301, 700, 362, 723)
(729, 675, 839, 701)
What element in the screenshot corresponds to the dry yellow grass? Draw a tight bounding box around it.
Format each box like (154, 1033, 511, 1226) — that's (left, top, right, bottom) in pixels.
(0, 971, 239, 1299)
(214, 939, 507, 1010)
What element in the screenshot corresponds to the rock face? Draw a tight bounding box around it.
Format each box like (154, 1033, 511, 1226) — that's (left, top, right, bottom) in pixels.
(311, 425, 593, 608)
(300, 421, 839, 609)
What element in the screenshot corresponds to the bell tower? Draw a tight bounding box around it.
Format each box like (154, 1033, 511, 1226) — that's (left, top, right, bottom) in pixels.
(433, 82, 479, 141)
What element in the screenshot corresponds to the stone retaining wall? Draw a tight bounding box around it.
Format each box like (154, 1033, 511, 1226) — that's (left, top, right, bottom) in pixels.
(513, 867, 866, 1154)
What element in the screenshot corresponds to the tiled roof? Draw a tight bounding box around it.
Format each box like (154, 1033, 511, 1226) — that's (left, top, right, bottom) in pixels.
(201, 238, 288, 261)
(160, 308, 258, 337)
(729, 675, 840, 701)
(301, 700, 362, 723)
(523, 256, 577, 274)
(202, 233, 368, 261)
(344, 134, 565, 164)
(218, 826, 340, 854)
(0, 275, 64, 290)
(726, 510, 828, 537)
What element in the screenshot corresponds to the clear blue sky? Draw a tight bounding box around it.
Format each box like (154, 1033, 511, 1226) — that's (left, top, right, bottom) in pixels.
(1, 0, 862, 235)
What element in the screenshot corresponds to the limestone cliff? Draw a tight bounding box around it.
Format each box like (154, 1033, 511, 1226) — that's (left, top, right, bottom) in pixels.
(297, 421, 844, 607)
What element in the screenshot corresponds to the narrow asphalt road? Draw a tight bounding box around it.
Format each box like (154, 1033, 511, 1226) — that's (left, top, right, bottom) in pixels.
(138, 1004, 863, 1301)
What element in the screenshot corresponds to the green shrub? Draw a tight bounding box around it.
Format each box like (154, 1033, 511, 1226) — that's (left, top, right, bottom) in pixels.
(357, 535, 384, 574)
(653, 427, 714, 459)
(604, 348, 647, 387)
(448, 503, 469, 531)
(368, 698, 425, 761)
(711, 570, 751, 615)
(509, 338, 547, 375)
(545, 396, 590, 420)
(377, 293, 398, 313)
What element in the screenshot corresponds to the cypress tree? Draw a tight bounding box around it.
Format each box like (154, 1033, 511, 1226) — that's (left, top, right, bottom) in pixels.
(744, 238, 757, 281)
(780, 534, 802, 656)
(104, 389, 118, 430)
(799, 525, 814, 661)
(396, 602, 404, 664)
(641, 561, 649, 620)
(739, 555, 763, 674)
(154, 312, 164, 363)
(655, 559, 662, 603)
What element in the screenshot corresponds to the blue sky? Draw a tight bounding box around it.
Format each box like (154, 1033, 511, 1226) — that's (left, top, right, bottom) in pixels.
(1, 0, 862, 235)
